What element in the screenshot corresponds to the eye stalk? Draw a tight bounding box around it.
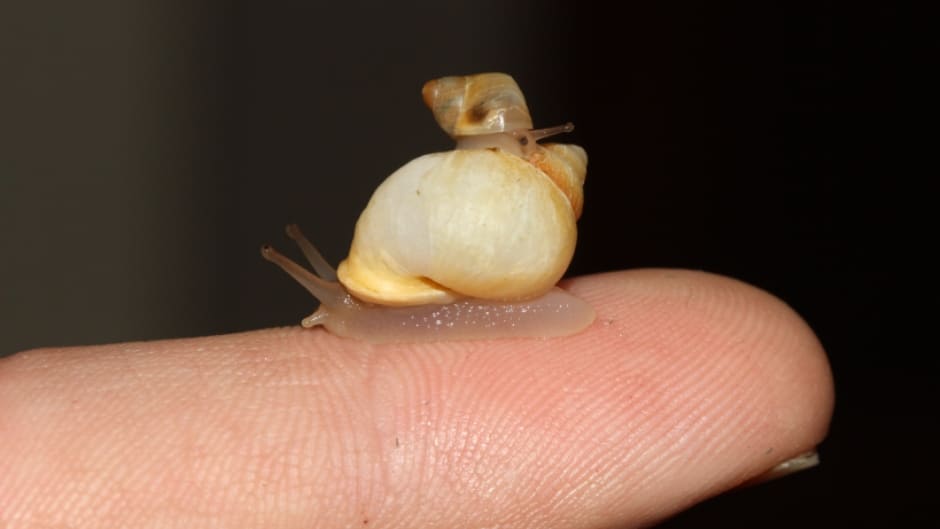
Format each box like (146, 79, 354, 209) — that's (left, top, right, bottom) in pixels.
(456, 122, 575, 157)
(512, 122, 575, 156)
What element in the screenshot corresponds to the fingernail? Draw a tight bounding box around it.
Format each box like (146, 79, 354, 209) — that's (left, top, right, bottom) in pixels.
(744, 450, 820, 486)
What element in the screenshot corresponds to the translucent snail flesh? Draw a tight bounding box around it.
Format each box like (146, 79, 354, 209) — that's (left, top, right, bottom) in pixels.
(262, 73, 594, 342)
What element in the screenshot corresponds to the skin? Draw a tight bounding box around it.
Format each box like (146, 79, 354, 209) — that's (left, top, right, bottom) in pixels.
(0, 270, 834, 528)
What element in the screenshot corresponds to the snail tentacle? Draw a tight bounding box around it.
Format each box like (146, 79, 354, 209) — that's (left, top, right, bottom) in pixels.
(455, 122, 576, 158)
(260, 243, 348, 313)
(284, 223, 337, 281)
(526, 122, 575, 142)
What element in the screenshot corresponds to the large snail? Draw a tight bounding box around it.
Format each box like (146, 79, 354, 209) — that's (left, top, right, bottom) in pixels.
(262, 73, 594, 342)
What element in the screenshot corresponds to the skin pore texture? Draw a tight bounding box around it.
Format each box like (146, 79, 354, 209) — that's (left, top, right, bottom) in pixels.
(0, 270, 834, 529)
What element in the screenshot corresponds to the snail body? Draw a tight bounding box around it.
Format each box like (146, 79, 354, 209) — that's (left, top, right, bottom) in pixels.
(263, 73, 593, 342)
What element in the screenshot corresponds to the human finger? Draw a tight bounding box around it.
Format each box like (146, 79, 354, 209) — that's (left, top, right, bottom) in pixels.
(0, 269, 833, 528)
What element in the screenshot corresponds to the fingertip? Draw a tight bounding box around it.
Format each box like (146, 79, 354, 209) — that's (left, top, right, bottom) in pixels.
(562, 269, 835, 496)
(759, 288, 834, 450)
(578, 268, 834, 434)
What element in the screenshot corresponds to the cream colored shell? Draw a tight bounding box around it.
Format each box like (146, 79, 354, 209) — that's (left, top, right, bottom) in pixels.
(337, 143, 586, 306)
(334, 72, 587, 307)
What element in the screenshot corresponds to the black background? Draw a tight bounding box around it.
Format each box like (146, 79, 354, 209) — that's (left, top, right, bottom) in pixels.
(1, 1, 925, 527)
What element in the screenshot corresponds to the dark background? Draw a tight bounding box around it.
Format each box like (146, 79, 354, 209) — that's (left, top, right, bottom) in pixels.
(1, 1, 924, 527)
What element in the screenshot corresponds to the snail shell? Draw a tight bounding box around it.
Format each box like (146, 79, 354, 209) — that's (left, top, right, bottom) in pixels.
(262, 72, 593, 342)
(336, 74, 587, 306)
(422, 73, 533, 137)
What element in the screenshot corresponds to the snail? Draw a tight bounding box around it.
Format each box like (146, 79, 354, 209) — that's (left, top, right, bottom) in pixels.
(262, 72, 594, 342)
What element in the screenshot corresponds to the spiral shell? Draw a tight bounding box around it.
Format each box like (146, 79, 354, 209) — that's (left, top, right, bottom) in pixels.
(422, 73, 533, 137)
(330, 72, 587, 307)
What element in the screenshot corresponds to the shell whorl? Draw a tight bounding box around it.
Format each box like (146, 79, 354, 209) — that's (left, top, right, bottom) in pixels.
(422, 73, 533, 137)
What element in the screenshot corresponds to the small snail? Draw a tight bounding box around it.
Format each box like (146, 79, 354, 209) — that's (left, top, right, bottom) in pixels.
(262, 73, 594, 342)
